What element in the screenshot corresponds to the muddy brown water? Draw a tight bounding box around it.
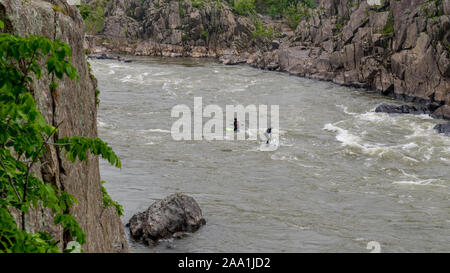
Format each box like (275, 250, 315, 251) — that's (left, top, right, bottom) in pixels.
(91, 57, 449, 253)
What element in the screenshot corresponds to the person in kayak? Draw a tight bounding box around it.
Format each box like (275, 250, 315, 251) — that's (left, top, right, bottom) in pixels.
(264, 127, 272, 144)
(234, 118, 238, 132)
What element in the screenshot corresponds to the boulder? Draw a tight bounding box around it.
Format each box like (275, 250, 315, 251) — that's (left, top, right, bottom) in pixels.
(375, 103, 430, 115)
(128, 193, 206, 245)
(434, 123, 450, 135)
(433, 105, 450, 120)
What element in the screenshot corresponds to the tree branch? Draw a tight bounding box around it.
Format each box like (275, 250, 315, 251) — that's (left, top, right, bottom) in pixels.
(21, 119, 64, 230)
(0, 158, 22, 202)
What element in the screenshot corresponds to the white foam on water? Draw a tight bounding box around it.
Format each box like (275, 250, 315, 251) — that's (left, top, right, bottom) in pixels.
(166, 89, 178, 97)
(152, 72, 172, 76)
(324, 123, 361, 144)
(423, 147, 434, 161)
(97, 120, 107, 128)
(324, 123, 403, 156)
(416, 114, 434, 120)
(270, 154, 298, 161)
(402, 156, 420, 163)
(393, 179, 446, 188)
(108, 70, 115, 75)
(336, 104, 357, 116)
(399, 169, 418, 179)
(107, 63, 129, 69)
(357, 111, 391, 123)
(258, 144, 278, 152)
(405, 122, 436, 139)
(229, 88, 246, 93)
(141, 129, 171, 133)
(402, 142, 419, 150)
(120, 75, 132, 83)
(97, 119, 116, 129)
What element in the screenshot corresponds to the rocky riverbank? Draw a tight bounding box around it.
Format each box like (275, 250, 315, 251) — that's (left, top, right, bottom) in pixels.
(85, 0, 449, 121)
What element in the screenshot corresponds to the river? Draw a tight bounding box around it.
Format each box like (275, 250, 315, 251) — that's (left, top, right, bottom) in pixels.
(91, 57, 449, 253)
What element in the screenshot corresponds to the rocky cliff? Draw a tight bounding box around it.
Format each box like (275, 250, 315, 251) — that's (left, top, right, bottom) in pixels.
(86, 0, 255, 57)
(248, 0, 450, 119)
(0, 0, 128, 252)
(89, 0, 449, 119)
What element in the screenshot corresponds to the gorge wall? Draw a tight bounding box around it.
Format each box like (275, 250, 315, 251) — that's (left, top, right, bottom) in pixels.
(248, 0, 450, 119)
(88, 0, 450, 120)
(0, 0, 128, 252)
(86, 0, 255, 57)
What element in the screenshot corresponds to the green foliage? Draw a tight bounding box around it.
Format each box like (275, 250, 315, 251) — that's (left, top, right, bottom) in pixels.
(284, 4, 311, 29)
(95, 89, 100, 105)
(76, 1, 107, 35)
(232, 0, 256, 16)
(201, 28, 209, 43)
(254, 0, 315, 18)
(0, 30, 121, 252)
(229, 0, 315, 30)
(251, 20, 278, 40)
(77, 4, 91, 20)
(179, 0, 186, 17)
(381, 11, 394, 35)
(56, 137, 121, 168)
(101, 181, 124, 216)
(191, 0, 207, 9)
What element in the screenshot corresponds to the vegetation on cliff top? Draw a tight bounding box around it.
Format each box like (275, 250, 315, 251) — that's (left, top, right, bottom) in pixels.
(230, 0, 316, 29)
(0, 21, 122, 252)
(77, 0, 109, 35)
(76, 0, 317, 37)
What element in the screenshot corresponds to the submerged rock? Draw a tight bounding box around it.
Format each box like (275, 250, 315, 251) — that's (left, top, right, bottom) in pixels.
(434, 123, 450, 135)
(88, 52, 132, 63)
(375, 104, 430, 115)
(127, 193, 205, 245)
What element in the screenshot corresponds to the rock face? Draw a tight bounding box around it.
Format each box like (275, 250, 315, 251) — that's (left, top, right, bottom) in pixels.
(128, 193, 206, 245)
(0, 0, 128, 252)
(92, 0, 449, 120)
(87, 0, 255, 58)
(247, 0, 450, 119)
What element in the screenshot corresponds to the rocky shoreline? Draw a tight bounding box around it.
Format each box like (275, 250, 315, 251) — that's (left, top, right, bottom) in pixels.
(85, 0, 450, 127)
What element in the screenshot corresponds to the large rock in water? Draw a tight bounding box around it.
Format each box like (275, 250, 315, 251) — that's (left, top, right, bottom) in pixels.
(128, 193, 206, 245)
(375, 104, 430, 115)
(434, 123, 450, 135)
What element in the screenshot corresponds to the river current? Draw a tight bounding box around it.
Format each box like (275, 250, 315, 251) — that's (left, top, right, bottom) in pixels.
(91, 57, 449, 253)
